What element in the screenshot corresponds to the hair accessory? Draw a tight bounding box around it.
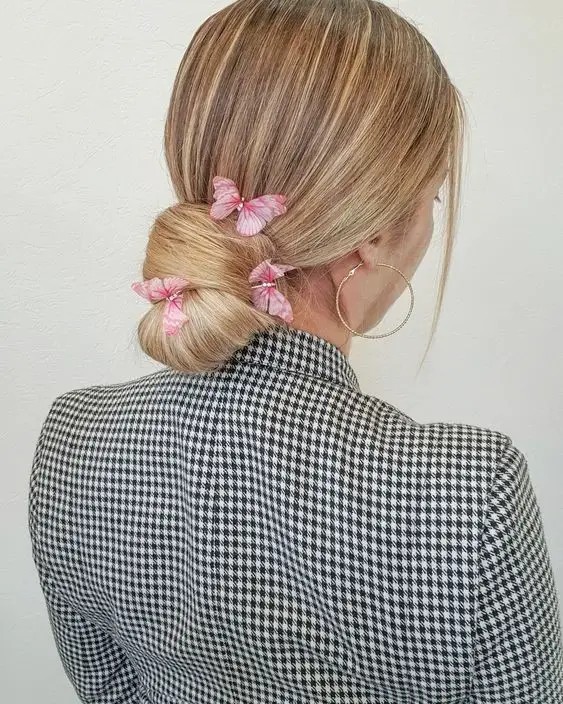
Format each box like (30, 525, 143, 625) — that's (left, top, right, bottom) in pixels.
(131, 276, 190, 336)
(249, 259, 296, 323)
(208, 176, 294, 322)
(210, 176, 287, 236)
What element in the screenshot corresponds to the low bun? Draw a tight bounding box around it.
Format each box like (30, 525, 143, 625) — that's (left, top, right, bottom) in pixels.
(133, 203, 296, 374)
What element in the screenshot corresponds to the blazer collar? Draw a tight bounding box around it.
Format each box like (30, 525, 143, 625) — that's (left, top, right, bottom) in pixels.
(228, 326, 361, 391)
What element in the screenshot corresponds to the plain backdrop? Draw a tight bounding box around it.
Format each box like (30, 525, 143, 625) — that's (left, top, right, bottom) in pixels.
(1, 1, 562, 701)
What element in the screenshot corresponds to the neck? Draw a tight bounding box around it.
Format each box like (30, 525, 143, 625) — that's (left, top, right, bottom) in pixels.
(289, 314, 353, 358)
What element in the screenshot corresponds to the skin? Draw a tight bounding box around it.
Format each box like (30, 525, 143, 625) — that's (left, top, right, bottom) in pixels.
(290, 167, 448, 357)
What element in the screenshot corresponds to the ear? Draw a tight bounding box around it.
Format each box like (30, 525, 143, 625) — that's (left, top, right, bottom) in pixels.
(356, 236, 381, 270)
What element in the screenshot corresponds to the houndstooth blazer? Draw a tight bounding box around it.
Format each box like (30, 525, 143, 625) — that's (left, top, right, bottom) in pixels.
(28, 325, 563, 703)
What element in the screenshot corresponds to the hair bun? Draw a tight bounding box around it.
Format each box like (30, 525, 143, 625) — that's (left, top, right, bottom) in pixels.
(132, 203, 293, 373)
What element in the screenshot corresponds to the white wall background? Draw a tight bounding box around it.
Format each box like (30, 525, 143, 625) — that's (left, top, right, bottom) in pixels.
(1, 1, 562, 701)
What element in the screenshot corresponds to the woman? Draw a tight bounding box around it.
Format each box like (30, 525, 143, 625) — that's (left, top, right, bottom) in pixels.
(28, 1, 563, 702)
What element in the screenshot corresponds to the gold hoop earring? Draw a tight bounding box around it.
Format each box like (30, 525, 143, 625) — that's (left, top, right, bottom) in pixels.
(335, 261, 415, 339)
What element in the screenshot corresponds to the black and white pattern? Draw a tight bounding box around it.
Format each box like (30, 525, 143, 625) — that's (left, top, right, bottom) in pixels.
(28, 325, 563, 703)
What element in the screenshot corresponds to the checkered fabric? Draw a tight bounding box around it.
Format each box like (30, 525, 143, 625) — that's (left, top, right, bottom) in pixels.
(28, 325, 563, 703)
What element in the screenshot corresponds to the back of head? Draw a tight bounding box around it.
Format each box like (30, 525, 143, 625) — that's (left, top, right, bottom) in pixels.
(133, 0, 466, 373)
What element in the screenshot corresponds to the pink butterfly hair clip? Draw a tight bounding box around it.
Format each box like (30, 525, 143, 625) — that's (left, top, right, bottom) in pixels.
(131, 276, 190, 336)
(210, 176, 287, 236)
(249, 259, 296, 323)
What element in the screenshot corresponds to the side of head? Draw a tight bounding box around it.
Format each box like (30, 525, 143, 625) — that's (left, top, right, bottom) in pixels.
(134, 0, 466, 373)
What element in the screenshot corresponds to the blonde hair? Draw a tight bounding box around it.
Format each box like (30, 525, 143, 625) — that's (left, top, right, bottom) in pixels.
(134, 0, 467, 374)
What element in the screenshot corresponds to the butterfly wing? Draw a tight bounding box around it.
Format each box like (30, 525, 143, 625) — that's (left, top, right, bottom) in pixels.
(266, 287, 294, 323)
(163, 294, 189, 336)
(268, 262, 296, 278)
(210, 177, 243, 220)
(131, 277, 169, 302)
(248, 259, 274, 284)
(250, 285, 294, 323)
(237, 194, 287, 236)
(131, 276, 189, 302)
(249, 259, 295, 323)
(248, 259, 295, 283)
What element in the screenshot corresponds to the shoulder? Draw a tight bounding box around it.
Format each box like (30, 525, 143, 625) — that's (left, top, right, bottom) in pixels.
(41, 369, 170, 418)
(38, 370, 522, 487)
(30, 371, 172, 473)
(335, 389, 527, 504)
(346, 387, 514, 460)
